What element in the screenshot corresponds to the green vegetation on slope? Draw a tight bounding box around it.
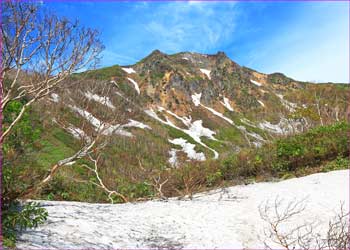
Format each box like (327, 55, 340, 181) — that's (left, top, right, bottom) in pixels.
(221, 121, 350, 180)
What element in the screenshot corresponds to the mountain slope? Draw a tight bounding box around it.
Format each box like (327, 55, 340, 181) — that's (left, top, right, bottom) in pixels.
(54, 50, 350, 161)
(6, 50, 350, 202)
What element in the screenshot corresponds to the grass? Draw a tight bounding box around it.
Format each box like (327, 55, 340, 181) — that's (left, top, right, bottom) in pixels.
(35, 134, 75, 169)
(74, 65, 125, 80)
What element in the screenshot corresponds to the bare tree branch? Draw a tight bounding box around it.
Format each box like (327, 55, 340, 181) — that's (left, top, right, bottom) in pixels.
(1, 1, 103, 142)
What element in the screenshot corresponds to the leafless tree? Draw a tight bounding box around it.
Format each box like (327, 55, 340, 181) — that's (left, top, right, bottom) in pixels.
(259, 197, 349, 250)
(81, 154, 128, 203)
(314, 92, 324, 126)
(1, 1, 103, 142)
(146, 173, 169, 200)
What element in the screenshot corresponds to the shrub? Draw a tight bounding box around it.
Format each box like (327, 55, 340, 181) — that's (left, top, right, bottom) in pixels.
(2, 201, 48, 247)
(322, 156, 350, 172)
(220, 122, 350, 181)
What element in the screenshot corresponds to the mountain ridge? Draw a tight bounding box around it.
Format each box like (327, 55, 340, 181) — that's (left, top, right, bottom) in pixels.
(67, 50, 350, 162)
(6, 49, 350, 203)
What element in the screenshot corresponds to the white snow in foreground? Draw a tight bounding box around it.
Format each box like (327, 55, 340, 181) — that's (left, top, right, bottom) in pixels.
(220, 97, 234, 111)
(250, 79, 262, 87)
(122, 67, 136, 74)
(50, 93, 60, 103)
(258, 100, 265, 107)
(17, 170, 349, 249)
(84, 91, 115, 110)
(200, 68, 211, 79)
(127, 77, 140, 94)
(169, 138, 206, 161)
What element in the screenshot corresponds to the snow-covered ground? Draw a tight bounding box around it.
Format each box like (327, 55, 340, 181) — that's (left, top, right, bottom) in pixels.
(17, 170, 348, 249)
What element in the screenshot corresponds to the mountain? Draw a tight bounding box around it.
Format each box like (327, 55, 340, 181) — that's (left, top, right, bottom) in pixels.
(7, 50, 350, 202)
(56, 50, 349, 159)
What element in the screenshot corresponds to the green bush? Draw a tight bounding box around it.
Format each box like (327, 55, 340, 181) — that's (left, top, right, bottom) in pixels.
(322, 156, 350, 172)
(220, 122, 350, 180)
(2, 201, 48, 247)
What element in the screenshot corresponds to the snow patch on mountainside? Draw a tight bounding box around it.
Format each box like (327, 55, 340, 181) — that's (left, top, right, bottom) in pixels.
(168, 149, 179, 167)
(250, 79, 262, 87)
(200, 68, 211, 79)
(123, 119, 151, 130)
(67, 125, 91, 143)
(240, 118, 257, 128)
(192, 92, 234, 125)
(70, 105, 150, 137)
(84, 91, 115, 110)
(203, 105, 234, 124)
(169, 138, 206, 161)
(259, 120, 284, 134)
(17, 170, 349, 249)
(276, 94, 297, 112)
(236, 125, 265, 147)
(187, 120, 217, 141)
(50, 93, 60, 103)
(122, 67, 136, 74)
(258, 118, 302, 135)
(191, 93, 202, 107)
(258, 100, 265, 107)
(145, 108, 219, 159)
(220, 97, 234, 111)
(127, 77, 140, 94)
(164, 109, 192, 127)
(237, 126, 265, 142)
(69, 105, 104, 129)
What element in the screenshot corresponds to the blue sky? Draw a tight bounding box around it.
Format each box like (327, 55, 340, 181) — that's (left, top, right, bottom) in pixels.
(46, 1, 349, 83)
